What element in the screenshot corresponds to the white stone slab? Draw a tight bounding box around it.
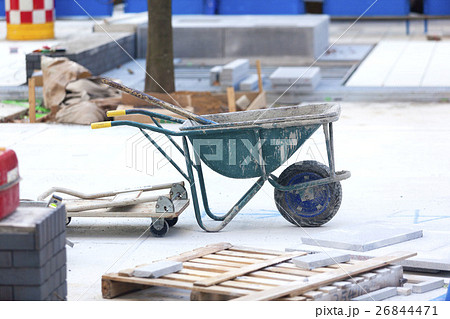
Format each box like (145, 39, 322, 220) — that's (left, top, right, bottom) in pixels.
(133, 260, 183, 278)
(292, 251, 350, 270)
(269, 67, 321, 85)
(412, 279, 444, 294)
(239, 74, 259, 91)
(301, 223, 423, 252)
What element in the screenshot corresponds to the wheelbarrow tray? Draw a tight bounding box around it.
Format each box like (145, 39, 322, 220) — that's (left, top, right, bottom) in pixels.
(180, 104, 340, 179)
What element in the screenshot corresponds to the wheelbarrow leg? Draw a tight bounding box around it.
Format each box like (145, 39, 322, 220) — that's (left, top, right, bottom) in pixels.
(182, 137, 265, 232)
(323, 122, 336, 178)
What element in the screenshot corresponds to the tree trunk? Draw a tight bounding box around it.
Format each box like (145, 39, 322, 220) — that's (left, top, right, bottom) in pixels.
(145, 0, 175, 93)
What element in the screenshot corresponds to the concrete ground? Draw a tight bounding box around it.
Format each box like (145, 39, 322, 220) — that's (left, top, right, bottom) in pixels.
(3, 100, 450, 300)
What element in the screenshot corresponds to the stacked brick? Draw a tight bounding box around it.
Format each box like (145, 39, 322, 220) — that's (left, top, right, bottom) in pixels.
(0, 205, 67, 301)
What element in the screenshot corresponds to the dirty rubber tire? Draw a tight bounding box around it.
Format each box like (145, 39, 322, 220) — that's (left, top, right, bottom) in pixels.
(274, 160, 342, 227)
(150, 220, 170, 237)
(66, 217, 72, 226)
(166, 217, 178, 227)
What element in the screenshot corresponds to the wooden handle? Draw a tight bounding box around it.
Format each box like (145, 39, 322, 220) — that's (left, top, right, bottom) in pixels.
(100, 78, 216, 125)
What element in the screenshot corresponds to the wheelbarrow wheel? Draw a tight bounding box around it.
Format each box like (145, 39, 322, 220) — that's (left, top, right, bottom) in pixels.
(150, 220, 170, 237)
(166, 217, 178, 227)
(274, 160, 342, 227)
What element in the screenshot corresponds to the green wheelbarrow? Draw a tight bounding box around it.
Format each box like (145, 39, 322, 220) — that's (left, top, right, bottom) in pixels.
(92, 102, 350, 232)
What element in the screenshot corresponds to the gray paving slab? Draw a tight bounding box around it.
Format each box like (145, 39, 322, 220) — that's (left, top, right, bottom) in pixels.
(301, 223, 423, 252)
(133, 260, 183, 278)
(412, 279, 445, 294)
(292, 251, 350, 270)
(269, 67, 321, 86)
(352, 287, 398, 301)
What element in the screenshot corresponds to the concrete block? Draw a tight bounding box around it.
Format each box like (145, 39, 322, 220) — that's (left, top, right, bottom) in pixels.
(239, 74, 260, 91)
(333, 281, 352, 290)
(14, 285, 48, 301)
(0, 286, 13, 300)
(173, 28, 225, 58)
(398, 257, 450, 272)
(210, 66, 223, 85)
(13, 248, 48, 268)
(352, 287, 398, 301)
(133, 260, 183, 278)
(319, 286, 338, 294)
(412, 279, 444, 294)
(315, 265, 403, 301)
(0, 251, 12, 267)
(0, 268, 46, 285)
(301, 223, 423, 252)
(292, 251, 350, 270)
(220, 59, 250, 87)
(0, 233, 35, 250)
(397, 287, 412, 296)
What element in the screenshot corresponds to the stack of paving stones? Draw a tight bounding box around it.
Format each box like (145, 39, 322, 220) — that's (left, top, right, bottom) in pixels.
(239, 74, 260, 91)
(220, 59, 250, 89)
(26, 33, 136, 80)
(269, 67, 321, 93)
(0, 205, 67, 301)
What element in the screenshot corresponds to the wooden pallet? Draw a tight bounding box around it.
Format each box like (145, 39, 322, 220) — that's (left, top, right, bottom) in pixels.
(102, 243, 415, 301)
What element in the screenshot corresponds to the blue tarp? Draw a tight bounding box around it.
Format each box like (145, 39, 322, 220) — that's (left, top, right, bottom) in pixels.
(218, 0, 305, 15)
(323, 0, 410, 16)
(424, 0, 450, 15)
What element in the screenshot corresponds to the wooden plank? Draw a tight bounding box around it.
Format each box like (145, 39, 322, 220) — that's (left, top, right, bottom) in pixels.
(194, 251, 306, 287)
(28, 77, 36, 123)
(266, 265, 318, 277)
(119, 243, 232, 277)
(183, 261, 232, 273)
(227, 87, 236, 112)
(178, 268, 216, 278)
(216, 250, 274, 260)
(250, 270, 305, 282)
(228, 245, 284, 256)
(190, 258, 245, 268)
(234, 251, 416, 301)
(278, 296, 307, 301)
(102, 278, 148, 299)
(183, 262, 306, 282)
(235, 276, 288, 287)
(168, 243, 233, 262)
(202, 254, 262, 264)
(219, 281, 272, 291)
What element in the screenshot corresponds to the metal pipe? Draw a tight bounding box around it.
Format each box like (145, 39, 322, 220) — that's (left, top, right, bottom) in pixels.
(37, 182, 178, 201)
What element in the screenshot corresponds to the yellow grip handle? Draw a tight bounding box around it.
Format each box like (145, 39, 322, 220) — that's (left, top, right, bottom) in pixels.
(107, 109, 126, 117)
(91, 121, 112, 129)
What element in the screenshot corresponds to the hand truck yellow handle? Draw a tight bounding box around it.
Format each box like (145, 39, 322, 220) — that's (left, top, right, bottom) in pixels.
(91, 121, 112, 129)
(106, 110, 126, 117)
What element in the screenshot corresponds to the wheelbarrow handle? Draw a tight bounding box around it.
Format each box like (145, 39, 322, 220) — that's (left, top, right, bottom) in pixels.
(91, 120, 185, 136)
(107, 109, 185, 124)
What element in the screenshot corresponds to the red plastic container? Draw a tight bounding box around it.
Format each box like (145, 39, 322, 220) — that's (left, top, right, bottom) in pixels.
(0, 148, 20, 220)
